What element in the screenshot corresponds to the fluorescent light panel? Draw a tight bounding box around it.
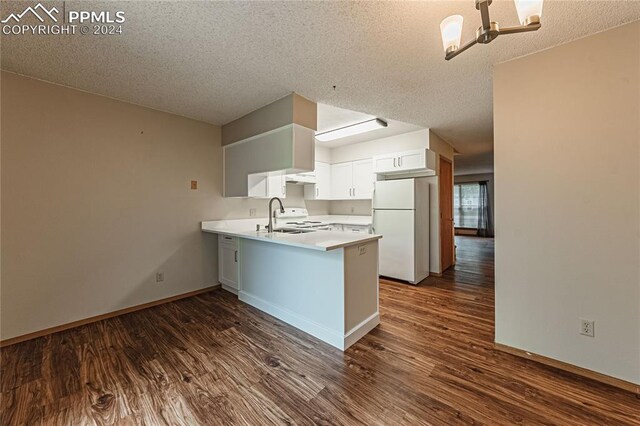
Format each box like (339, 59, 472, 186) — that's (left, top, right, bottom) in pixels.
(315, 118, 388, 142)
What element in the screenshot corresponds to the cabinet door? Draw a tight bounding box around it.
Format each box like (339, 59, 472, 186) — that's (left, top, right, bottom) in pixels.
(303, 183, 316, 200)
(352, 159, 374, 199)
(218, 240, 238, 290)
(267, 173, 286, 198)
(398, 150, 425, 172)
(330, 162, 353, 200)
(247, 173, 268, 198)
(315, 162, 331, 199)
(373, 155, 397, 174)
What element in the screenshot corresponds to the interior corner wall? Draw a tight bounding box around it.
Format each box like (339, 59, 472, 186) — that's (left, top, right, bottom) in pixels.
(0, 71, 327, 341)
(494, 22, 640, 385)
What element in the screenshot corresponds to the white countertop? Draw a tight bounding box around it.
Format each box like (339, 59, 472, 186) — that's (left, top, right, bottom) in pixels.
(201, 217, 379, 251)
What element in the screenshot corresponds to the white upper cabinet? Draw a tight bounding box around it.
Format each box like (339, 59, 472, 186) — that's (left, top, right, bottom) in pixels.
(269, 173, 287, 198)
(315, 162, 331, 199)
(331, 162, 353, 200)
(224, 124, 315, 197)
(248, 172, 286, 198)
(373, 156, 396, 174)
(373, 149, 437, 175)
(352, 159, 374, 199)
(223, 94, 317, 198)
(330, 159, 375, 200)
(304, 162, 331, 200)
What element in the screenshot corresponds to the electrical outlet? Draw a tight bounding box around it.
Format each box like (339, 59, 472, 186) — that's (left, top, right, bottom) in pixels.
(249, 208, 256, 217)
(156, 272, 164, 283)
(580, 319, 595, 337)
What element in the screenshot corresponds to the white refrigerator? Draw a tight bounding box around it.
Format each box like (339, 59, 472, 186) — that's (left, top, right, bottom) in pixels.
(373, 178, 430, 284)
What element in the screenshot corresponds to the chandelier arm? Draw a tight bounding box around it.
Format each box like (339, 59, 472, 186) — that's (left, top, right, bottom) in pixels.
(477, 0, 492, 30)
(445, 38, 478, 61)
(498, 22, 542, 35)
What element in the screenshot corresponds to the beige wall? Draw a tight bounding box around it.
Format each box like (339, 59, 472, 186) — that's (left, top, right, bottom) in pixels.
(494, 22, 640, 384)
(0, 72, 327, 340)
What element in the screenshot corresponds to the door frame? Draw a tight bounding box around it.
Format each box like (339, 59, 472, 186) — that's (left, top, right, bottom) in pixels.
(439, 156, 454, 272)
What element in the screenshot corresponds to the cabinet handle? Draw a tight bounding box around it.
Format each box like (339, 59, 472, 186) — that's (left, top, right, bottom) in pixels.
(398, 157, 402, 167)
(393, 158, 396, 167)
(316, 187, 319, 197)
(234, 250, 238, 262)
(353, 187, 356, 197)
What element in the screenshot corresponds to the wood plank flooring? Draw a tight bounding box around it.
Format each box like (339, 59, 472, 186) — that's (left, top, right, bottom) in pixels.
(2, 236, 639, 425)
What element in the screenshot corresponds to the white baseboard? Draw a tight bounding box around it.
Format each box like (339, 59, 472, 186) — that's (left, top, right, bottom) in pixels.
(239, 291, 379, 351)
(221, 284, 238, 295)
(239, 291, 360, 350)
(344, 312, 380, 350)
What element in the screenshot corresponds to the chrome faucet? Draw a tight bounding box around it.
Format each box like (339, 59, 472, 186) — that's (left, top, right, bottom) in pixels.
(266, 197, 285, 232)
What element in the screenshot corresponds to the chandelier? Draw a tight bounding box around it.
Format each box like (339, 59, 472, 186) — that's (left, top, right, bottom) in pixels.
(440, 0, 543, 60)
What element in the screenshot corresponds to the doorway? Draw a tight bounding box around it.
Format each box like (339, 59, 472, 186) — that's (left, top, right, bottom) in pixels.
(439, 156, 454, 272)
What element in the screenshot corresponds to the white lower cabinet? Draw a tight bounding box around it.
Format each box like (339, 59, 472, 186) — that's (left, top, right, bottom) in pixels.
(342, 224, 372, 233)
(218, 235, 239, 294)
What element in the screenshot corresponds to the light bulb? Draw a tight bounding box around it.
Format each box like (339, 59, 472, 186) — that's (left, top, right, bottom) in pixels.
(440, 15, 464, 54)
(513, 0, 544, 25)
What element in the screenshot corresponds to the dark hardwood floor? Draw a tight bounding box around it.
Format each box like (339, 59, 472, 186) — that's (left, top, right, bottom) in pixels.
(2, 236, 639, 425)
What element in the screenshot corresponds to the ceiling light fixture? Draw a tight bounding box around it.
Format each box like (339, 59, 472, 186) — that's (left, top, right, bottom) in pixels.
(315, 118, 388, 142)
(440, 0, 543, 60)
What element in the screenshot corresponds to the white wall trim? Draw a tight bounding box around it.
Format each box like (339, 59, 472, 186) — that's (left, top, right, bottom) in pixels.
(344, 312, 380, 350)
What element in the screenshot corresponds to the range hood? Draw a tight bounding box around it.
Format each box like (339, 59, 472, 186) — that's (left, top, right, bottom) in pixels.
(285, 172, 316, 184)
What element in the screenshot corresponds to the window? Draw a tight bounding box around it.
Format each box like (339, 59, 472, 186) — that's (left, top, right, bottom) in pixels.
(454, 183, 480, 228)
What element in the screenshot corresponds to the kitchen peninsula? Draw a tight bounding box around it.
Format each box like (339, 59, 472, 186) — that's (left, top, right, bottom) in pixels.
(201, 219, 381, 350)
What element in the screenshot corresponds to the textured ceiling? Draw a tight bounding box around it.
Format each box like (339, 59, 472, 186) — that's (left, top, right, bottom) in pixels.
(2, 0, 640, 166)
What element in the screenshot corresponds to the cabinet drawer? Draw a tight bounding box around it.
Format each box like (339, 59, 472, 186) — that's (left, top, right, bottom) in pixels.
(342, 225, 371, 234)
(219, 235, 238, 246)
